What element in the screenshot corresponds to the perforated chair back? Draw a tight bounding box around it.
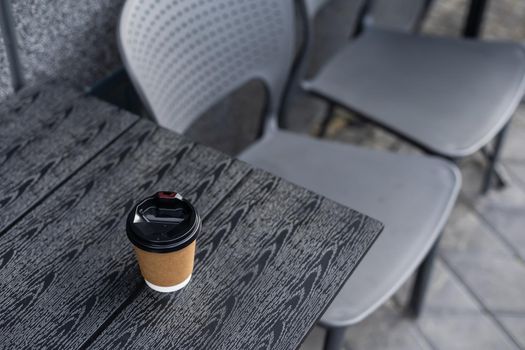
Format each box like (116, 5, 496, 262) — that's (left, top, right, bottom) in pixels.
(118, 0, 296, 134)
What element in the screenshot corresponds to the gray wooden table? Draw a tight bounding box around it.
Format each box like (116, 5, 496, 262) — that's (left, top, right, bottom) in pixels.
(0, 81, 383, 350)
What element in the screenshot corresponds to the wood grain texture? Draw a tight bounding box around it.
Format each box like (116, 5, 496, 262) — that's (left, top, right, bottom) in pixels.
(88, 170, 383, 350)
(0, 81, 137, 233)
(0, 119, 250, 349)
(0, 88, 383, 350)
(0, 81, 81, 140)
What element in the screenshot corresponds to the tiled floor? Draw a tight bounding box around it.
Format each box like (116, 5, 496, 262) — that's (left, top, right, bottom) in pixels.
(300, 1, 525, 349)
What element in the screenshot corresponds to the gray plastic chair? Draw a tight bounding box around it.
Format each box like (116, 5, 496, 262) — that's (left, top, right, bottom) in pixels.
(301, 0, 525, 195)
(118, 1, 461, 349)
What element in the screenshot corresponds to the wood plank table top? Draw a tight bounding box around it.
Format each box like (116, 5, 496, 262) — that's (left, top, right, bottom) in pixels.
(0, 81, 383, 350)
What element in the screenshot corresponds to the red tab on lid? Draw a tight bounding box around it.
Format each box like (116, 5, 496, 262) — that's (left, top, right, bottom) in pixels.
(157, 191, 178, 199)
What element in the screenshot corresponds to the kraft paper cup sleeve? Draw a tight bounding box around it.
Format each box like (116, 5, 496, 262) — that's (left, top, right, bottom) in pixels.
(133, 241, 196, 288)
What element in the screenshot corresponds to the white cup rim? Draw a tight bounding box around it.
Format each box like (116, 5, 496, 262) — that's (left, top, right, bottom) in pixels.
(145, 274, 192, 293)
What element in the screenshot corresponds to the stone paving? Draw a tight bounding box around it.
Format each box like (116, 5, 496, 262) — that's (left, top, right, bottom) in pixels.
(300, 1, 525, 349)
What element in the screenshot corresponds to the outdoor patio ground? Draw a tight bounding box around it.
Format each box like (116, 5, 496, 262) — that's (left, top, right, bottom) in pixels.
(300, 0, 525, 349)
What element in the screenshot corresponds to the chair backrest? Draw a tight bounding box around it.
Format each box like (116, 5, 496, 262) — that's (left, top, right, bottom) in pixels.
(303, 0, 331, 19)
(292, 0, 369, 90)
(303, 0, 370, 21)
(119, 0, 296, 134)
(304, 0, 432, 29)
(368, 0, 432, 32)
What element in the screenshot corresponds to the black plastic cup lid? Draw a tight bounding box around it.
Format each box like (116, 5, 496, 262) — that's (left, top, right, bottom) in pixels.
(126, 192, 200, 253)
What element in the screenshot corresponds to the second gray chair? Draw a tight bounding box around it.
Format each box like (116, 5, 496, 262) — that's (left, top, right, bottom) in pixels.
(118, 1, 461, 349)
(301, 0, 525, 195)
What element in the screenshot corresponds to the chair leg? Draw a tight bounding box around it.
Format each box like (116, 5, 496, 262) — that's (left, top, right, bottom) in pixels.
(323, 326, 347, 350)
(317, 102, 335, 138)
(481, 123, 510, 194)
(407, 237, 440, 318)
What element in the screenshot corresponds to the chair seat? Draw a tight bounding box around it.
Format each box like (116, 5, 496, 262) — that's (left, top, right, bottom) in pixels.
(239, 130, 461, 326)
(305, 29, 525, 158)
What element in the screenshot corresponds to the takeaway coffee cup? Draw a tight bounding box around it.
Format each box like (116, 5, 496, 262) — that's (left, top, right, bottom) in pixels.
(126, 191, 200, 292)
